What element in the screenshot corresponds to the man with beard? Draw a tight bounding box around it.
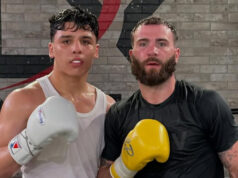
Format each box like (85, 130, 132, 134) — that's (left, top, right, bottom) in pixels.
(97, 17, 238, 178)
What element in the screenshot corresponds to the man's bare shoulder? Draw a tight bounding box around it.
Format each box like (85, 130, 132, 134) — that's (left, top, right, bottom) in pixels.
(105, 95, 116, 112)
(0, 81, 46, 145)
(88, 83, 116, 112)
(0, 82, 45, 146)
(2, 81, 45, 113)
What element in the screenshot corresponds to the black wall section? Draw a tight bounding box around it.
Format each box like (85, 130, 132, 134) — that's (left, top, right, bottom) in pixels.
(0, 55, 52, 78)
(0, 1, 53, 78)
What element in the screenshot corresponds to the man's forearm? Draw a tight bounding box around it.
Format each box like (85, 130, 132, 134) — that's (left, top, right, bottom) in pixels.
(219, 141, 238, 178)
(97, 158, 113, 178)
(0, 146, 21, 178)
(97, 167, 112, 178)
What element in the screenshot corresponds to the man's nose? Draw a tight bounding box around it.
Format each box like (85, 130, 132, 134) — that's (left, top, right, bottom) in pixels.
(72, 41, 82, 53)
(147, 44, 159, 56)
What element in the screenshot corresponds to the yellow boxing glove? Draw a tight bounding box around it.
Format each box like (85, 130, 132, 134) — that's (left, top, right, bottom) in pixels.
(110, 119, 170, 178)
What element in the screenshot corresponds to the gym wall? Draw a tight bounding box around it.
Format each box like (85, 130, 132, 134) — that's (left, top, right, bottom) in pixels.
(1, 0, 238, 110)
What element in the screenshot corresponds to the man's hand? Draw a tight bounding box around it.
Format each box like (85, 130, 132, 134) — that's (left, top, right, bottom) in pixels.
(110, 119, 170, 178)
(8, 96, 79, 165)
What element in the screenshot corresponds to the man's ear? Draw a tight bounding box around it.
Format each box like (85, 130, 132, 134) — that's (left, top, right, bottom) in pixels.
(128, 49, 134, 62)
(129, 49, 133, 58)
(94, 44, 99, 59)
(175, 48, 180, 63)
(48, 42, 54, 59)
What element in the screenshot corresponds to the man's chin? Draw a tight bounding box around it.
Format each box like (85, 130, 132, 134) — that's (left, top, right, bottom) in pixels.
(145, 64, 161, 70)
(144, 67, 160, 75)
(139, 73, 172, 86)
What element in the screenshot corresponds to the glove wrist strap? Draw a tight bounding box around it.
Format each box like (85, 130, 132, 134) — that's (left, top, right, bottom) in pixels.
(110, 156, 137, 178)
(8, 129, 41, 165)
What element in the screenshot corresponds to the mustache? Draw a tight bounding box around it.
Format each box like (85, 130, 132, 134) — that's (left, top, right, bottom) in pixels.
(143, 57, 162, 65)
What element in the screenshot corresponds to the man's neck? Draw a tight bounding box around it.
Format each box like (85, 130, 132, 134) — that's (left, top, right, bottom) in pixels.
(48, 72, 91, 97)
(139, 76, 176, 105)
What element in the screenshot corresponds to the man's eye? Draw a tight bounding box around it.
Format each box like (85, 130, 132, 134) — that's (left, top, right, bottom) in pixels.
(158, 42, 166, 47)
(138, 42, 146, 47)
(63, 40, 71, 45)
(82, 40, 90, 45)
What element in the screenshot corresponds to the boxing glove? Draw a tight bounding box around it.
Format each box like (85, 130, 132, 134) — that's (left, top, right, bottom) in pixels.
(8, 96, 79, 165)
(110, 119, 170, 178)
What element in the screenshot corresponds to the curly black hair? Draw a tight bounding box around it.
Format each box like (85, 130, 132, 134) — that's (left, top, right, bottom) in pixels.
(49, 7, 99, 41)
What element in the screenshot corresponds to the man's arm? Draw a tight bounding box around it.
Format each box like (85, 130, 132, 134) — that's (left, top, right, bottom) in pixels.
(219, 141, 238, 178)
(0, 87, 80, 177)
(97, 158, 113, 178)
(0, 86, 44, 178)
(98, 119, 170, 178)
(0, 90, 33, 177)
(0, 147, 21, 178)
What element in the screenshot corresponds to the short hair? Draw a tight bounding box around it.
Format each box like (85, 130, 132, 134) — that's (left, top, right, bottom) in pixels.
(130, 17, 178, 46)
(49, 7, 99, 41)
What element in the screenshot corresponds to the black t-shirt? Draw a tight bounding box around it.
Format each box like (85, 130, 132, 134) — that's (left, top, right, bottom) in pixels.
(102, 80, 238, 178)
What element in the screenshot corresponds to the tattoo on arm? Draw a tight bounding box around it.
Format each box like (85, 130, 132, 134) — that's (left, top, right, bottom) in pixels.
(218, 141, 238, 177)
(219, 150, 234, 170)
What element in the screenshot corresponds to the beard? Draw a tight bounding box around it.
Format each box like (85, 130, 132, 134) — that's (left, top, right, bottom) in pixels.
(130, 54, 176, 86)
